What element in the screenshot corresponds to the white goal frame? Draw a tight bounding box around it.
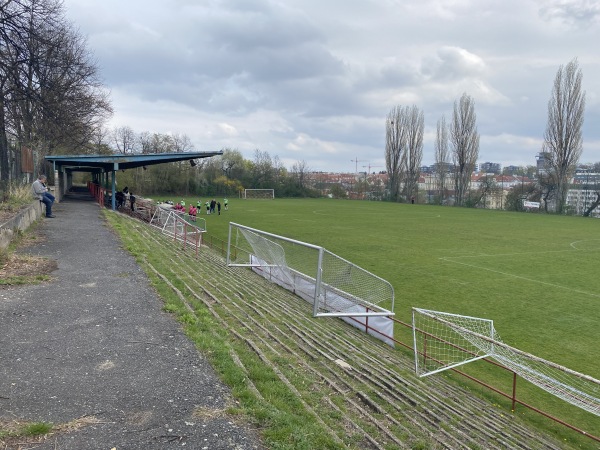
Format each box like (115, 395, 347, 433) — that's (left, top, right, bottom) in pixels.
(243, 189, 274, 199)
(412, 308, 493, 377)
(411, 308, 600, 416)
(226, 222, 394, 319)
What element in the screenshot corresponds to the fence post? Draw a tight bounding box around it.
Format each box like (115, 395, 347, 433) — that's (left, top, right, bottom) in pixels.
(512, 372, 517, 411)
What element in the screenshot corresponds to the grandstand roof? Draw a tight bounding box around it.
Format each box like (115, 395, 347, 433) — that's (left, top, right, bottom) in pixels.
(45, 151, 222, 172)
(45, 151, 223, 211)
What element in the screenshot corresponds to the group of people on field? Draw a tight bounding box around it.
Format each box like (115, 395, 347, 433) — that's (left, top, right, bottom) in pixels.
(166, 197, 229, 220)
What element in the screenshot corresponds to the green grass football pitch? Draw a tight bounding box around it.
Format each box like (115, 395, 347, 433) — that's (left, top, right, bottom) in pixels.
(155, 196, 600, 439)
(186, 197, 600, 381)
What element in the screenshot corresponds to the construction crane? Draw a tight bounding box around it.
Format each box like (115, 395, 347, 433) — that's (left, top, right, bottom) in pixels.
(351, 157, 367, 173)
(363, 164, 383, 174)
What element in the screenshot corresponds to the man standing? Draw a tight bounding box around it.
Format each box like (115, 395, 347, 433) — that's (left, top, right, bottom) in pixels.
(32, 174, 55, 218)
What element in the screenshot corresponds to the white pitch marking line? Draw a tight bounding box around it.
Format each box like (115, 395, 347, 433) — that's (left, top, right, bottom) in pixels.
(312, 210, 442, 219)
(442, 248, 580, 259)
(570, 239, 600, 250)
(439, 257, 600, 298)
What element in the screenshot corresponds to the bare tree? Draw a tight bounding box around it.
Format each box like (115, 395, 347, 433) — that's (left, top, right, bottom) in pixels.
(434, 115, 449, 204)
(150, 132, 174, 153)
(251, 149, 275, 188)
(542, 58, 585, 214)
(272, 155, 285, 186)
(469, 174, 500, 208)
(583, 184, 600, 217)
(28, 21, 111, 160)
(385, 106, 407, 202)
(290, 159, 310, 190)
(538, 171, 558, 213)
(450, 93, 479, 206)
(112, 126, 136, 154)
(138, 131, 153, 154)
(1, 0, 112, 181)
(403, 105, 424, 202)
(171, 133, 194, 153)
(90, 125, 112, 154)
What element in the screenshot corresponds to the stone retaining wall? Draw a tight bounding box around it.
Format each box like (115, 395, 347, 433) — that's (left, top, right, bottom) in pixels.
(0, 201, 44, 251)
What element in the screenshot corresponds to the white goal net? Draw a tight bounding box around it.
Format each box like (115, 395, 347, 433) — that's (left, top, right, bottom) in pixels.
(149, 205, 206, 241)
(227, 222, 394, 319)
(412, 308, 600, 417)
(243, 189, 274, 199)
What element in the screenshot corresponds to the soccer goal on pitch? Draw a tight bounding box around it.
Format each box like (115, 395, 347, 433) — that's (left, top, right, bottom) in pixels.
(227, 222, 395, 317)
(243, 189, 274, 199)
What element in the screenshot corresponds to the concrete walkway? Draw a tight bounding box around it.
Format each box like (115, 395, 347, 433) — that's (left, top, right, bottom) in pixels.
(0, 190, 263, 449)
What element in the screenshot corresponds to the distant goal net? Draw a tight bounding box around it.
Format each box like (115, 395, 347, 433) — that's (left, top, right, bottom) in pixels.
(412, 308, 600, 417)
(243, 189, 274, 199)
(227, 222, 394, 319)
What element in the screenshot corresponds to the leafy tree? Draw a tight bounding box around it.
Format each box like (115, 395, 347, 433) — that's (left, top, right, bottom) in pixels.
(329, 184, 347, 199)
(504, 183, 538, 211)
(213, 175, 243, 196)
(220, 148, 245, 180)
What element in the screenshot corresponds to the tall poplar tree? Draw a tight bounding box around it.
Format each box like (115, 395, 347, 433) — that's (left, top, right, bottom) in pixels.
(542, 58, 585, 214)
(450, 93, 479, 206)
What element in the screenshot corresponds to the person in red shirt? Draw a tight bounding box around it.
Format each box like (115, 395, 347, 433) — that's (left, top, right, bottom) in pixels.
(189, 204, 197, 221)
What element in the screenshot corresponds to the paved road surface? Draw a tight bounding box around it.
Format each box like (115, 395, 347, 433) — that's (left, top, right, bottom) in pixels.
(0, 190, 263, 449)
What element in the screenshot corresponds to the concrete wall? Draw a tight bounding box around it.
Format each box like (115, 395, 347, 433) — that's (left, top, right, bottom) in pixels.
(0, 201, 44, 251)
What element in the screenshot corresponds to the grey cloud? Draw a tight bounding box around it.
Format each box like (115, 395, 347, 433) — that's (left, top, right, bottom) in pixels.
(64, 0, 600, 170)
(421, 46, 487, 82)
(539, 0, 600, 26)
(200, 3, 323, 52)
(88, 1, 347, 117)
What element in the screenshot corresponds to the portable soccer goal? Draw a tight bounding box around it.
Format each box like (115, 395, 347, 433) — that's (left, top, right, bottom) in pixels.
(149, 205, 206, 247)
(412, 308, 600, 417)
(412, 308, 494, 377)
(243, 189, 274, 199)
(227, 222, 394, 319)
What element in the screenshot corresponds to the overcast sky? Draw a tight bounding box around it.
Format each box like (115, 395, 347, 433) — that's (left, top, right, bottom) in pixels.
(63, 0, 600, 173)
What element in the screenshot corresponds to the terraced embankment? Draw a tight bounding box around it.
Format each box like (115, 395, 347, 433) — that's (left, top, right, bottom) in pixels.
(122, 216, 571, 450)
